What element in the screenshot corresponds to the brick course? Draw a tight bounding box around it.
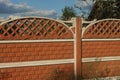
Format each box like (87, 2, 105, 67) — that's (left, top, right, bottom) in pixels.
(0, 64, 74, 80)
(0, 42, 74, 63)
(82, 61, 120, 79)
(82, 41, 120, 58)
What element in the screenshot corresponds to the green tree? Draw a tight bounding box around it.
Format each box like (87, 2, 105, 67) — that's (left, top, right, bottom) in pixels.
(76, 0, 120, 20)
(88, 0, 120, 20)
(61, 6, 77, 21)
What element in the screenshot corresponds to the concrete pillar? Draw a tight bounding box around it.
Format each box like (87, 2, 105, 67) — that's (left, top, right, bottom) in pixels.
(75, 17, 82, 80)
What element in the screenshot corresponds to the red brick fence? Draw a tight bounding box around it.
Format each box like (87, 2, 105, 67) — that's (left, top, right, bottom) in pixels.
(82, 19, 120, 79)
(0, 17, 120, 80)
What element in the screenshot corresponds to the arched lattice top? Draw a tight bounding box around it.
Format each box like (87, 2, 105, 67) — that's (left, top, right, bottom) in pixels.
(0, 17, 73, 40)
(83, 19, 120, 38)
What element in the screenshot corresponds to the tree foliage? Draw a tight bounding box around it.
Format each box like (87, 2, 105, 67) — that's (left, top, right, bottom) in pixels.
(88, 0, 120, 20)
(61, 6, 76, 21)
(76, 0, 120, 20)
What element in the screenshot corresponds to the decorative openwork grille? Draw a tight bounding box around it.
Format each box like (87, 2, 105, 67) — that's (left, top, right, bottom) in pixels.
(83, 20, 120, 38)
(0, 18, 73, 40)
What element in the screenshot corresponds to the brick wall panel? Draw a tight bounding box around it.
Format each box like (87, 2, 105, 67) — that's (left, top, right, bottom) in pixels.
(0, 64, 74, 80)
(82, 61, 120, 79)
(82, 41, 120, 58)
(0, 42, 74, 63)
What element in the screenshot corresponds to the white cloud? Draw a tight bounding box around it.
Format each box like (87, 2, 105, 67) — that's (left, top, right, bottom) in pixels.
(16, 10, 57, 18)
(75, 0, 94, 9)
(75, 0, 94, 17)
(0, 0, 32, 13)
(0, 17, 4, 20)
(0, 0, 57, 18)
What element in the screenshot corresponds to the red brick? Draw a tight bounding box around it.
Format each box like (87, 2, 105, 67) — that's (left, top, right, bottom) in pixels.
(0, 64, 74, 80)
(82, 41, 120, 58)
(0, 44, 7, 48)
(82, 61, 120, 79)
(0, 42, 74, 63)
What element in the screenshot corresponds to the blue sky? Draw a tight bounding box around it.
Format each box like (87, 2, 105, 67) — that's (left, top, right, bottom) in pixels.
(0, 0, 93, 19)
(11, 0, 76, 11)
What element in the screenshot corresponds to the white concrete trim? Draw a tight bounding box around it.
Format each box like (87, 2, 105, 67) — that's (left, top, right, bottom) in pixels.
(74, 37, 77, 80)
(82, 39, 120, 41)
(0, 59, 75, 68)
(62, 20, 73, 23)
(0, 39, 74, 44)
(74, 18, 77, 80)
(82, 19, 97, 24)
(84, 76, 120, 80)
(82, 56, 120, 62)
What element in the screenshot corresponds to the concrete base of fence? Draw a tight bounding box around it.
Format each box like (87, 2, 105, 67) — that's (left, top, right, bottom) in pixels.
(84, 76, 120, 80)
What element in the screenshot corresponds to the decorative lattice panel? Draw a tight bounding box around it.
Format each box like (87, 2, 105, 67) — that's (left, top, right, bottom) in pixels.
(0, 17, 73, 40)
(83, 20, 120, 38)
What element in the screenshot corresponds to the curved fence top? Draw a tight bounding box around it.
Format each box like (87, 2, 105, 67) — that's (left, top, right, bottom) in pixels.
(83, 19, 120, 39)
(0, 17, 74, 40)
